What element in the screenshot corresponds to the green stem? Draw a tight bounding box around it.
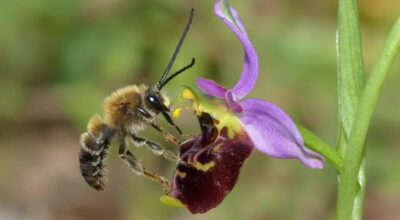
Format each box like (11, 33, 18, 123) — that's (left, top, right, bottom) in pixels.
(297, 125, 343, 173)
(351, 158, 366, 219)
(337, 17, 400, 220)
(336, 0, 365, 217)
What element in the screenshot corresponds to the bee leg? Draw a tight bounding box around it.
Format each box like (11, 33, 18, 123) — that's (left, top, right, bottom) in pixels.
(137, 107, 180, 145)
(130, 134, 186, 165)
(161, 111, 182, 135)
(118, 140, 171, 194)
(150, 122, 180, 145)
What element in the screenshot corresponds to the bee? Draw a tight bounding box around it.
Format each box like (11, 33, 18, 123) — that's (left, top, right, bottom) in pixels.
(79, 9, 195, 193)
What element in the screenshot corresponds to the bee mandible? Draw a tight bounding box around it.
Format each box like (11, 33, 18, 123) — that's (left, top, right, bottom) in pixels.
(79, 9, 195, 193)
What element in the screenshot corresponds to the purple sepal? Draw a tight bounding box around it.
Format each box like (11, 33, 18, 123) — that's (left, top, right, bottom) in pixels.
(214, 0, 258, 100)
(197, 0, 259, 101)
(239, 99, 325, 169)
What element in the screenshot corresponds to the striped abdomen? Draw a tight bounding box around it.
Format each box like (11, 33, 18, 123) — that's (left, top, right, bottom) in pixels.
(79, 116, 115, 191)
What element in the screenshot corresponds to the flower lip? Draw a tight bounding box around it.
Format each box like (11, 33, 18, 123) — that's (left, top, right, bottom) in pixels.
(197, 112, 219, 144)
(172, 111, 253, 214)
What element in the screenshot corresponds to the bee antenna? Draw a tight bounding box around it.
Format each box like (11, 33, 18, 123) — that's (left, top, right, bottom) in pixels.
(158, 58, 195, 89)
(157, 8, 194, 90)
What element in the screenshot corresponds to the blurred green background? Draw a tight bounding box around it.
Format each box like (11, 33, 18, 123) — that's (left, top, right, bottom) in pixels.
(0, 0, 399, 219)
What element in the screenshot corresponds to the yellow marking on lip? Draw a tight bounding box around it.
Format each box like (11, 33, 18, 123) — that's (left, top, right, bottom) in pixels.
(175, 170, 187, 179)
(194, 161, 216, 172)
(212, 143, 223, 152)
(160, 196, 185, 208)
(172, 108, 182, 118)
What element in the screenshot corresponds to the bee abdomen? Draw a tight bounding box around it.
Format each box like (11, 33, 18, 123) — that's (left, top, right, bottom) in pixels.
(79, 116, 115, 191)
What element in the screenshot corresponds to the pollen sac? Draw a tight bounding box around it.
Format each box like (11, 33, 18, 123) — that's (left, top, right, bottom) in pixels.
(171, 112, 253, 214)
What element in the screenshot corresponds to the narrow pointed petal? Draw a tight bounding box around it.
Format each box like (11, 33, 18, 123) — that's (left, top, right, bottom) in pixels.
(238, 99, 325, 169)
(196, 77, 227, 98)
(215, 0, 259, 100)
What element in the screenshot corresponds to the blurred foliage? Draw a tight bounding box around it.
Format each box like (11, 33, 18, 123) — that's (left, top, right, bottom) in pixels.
(0, 0, 399, 219)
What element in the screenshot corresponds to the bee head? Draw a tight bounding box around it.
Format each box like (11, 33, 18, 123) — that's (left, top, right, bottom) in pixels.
(146, 86, 183, 134)
(145, 87, 169, 113)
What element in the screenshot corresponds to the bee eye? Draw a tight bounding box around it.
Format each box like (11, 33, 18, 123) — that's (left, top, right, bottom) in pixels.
(147, 95, 164, 111)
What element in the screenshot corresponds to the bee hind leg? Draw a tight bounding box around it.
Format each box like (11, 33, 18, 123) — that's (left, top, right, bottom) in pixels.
(119, 138, 171, 194)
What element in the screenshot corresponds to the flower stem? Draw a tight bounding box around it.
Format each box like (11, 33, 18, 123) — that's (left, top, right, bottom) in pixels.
(337, 17, 400, 220)
(351, 158, 366, 220)
(297, 125, 343, 173)
(336, 0, 365, 218)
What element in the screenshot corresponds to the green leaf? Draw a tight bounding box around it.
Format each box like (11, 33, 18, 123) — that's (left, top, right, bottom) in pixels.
(337, 17, 400, 220)
(337, 0, 365, 139)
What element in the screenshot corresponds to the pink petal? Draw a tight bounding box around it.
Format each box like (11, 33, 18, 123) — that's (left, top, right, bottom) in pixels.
(238, 99, 325, 169)
(196, 77, 227, 98)
(214, 0, 259, 100)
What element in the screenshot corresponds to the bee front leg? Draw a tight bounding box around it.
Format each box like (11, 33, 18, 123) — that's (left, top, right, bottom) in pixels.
(137, 107, 180, 145)
(150, 122, 180, 145)
(160, 111, 182, 135)
(118, 137, 171, 194)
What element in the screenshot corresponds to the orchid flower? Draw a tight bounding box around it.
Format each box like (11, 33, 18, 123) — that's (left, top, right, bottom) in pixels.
(161, 0, 325, 213)
(196, 1, 324, 169)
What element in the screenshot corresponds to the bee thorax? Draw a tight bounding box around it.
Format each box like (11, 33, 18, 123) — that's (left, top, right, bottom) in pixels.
(103, 85, 149, 129)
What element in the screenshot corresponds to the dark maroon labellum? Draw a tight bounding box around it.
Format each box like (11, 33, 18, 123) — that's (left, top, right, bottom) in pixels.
(172, 112, 253, 214)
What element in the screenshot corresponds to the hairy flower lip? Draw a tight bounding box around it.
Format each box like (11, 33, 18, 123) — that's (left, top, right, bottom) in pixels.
(171, 110, 253, 214)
